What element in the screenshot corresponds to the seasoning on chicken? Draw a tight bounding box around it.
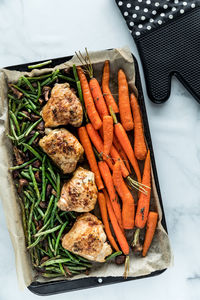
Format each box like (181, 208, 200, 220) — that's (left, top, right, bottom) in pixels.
(41, 83, 83, 128)
(62, 213, 112, 262)
(39, 128, 84, 174)
(58, 167, 98, 212)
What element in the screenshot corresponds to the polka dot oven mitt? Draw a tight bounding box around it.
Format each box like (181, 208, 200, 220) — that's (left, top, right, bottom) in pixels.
(116, 0, 200, 104)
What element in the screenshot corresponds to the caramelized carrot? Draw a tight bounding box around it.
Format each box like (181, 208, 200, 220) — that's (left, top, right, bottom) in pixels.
(135, 150, 151, 228)
(118, 69, 134, 131)
(110, 107, 141, 183)
(130, 93, 147, 160)
(103, 116, 113, 157)
(113, 161, 135, 230)
(98, 192, 120, 252)
(77, 67, 102, 130)
(78, 126, 103, 190)
(103, 189, 129, 255)
(89, 78, 109, 119)
(142, 212, 158, 257)
(98, 161, 123, 229)
(102, 60, 119, 113)
(113, 134, 131, 173)
(86, 123, 113, 170)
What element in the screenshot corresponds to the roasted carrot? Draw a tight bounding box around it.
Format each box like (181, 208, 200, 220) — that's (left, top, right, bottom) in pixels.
(118, 69, 134, 131)
(113, 161, 135, 230)
(103, 116, 113, 157)
(102, 60, 119, 113)
(135, 150, 151, 228)
(89, 78, 109, 119)
(130, 93, 147, 160)
(86, 123, 113, 170)
(113, 134, 131, 173)
(77, 67, 102, 130)
(98, 192, 120, 252)
(78, 126, 104, 190)
(98, 161, 123, 229)
(99, 126, 129, 178)
(142, 212, 158, 257)
(110, 107, 141, 183)
(103, 189, 129, 255)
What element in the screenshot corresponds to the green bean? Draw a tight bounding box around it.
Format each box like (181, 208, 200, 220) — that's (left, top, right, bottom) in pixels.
(72, 64, 88, 122)
(67, 266, 86, 271)
(48, 235, 55, 255)
(41, 178, 47, 202)
(37, 207, 45, 218)
(47, 167, 57, 183)
(18, 112, 30, 119)
(11, 158, 38, 171)
(12, 100, 16, 113)
(38, 246, 49, 256)
(55, 212, 64, 224)
(24, 118, 42, 137)
(45, 266, 63, 274)
(45, 173, 57, 190)
(41, 272, 63, 278)
(105, 251, 122, 261)
(6, 134, 17, 141)
(28, 73, 52, 81)
(11, 84, 31, 98)
(29, 165, 41, 204)
(43, 195, 54, 222)
(40, 257, 70, 267)
(58, 74, 76, 83)
(8, 93, 17, 101)
(59, 263, 66, 276)
(37, 81, 41, 101)
(34, 224, 61, 237)
(28, 202, 34, 245)
(63, 250, 79, 263)
(27, 234, 46, 249)
(37, 218, 51, 235)
(17, 77, 23, 87)
(26, 98, 37, 110)
(27, 132, 40, 146)
(18, 197, 28, 242)
(41, 77, 52, 87)
(68, 211, 76, 219)
(21, 143, 42, 160)
(50, 173, 60, 227)
(74, 254, 90, 263)
(10, 119, 18, 140)
(21, 76, 35, 93)
(28, 60, 52, 69)
(54, 221, 68, 255)
(24, 190, 34, 202)
(10, 110, 21, 134)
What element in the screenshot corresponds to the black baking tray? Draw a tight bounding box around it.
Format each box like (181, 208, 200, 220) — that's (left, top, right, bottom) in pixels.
(6, 52, 168, 296)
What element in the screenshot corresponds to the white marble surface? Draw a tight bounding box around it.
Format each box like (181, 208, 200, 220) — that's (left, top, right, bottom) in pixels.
(0, 0, 200, 299)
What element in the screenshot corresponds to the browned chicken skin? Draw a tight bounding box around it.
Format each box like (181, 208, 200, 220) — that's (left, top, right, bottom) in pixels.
(58, 167, 98, 212)
(39, 128, 84, 174)
(41, 83, 83, 128)
(62, 213, 112, 262)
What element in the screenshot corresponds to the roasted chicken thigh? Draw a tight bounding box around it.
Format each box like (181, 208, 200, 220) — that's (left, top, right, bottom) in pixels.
(58, 167, 98, 212)
(41, 83, 83, 128)
(62, 213, 112, 262)
(39, 128, 84, 174)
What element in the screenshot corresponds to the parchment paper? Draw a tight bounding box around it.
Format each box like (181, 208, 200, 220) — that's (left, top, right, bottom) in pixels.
(0, 47, 172, 289)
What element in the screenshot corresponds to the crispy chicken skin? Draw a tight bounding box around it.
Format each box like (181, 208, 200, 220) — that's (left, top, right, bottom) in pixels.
(62, 213, 112, 262)
(39, 128, 84, 174)
(41, 83, 83, 128)
(58, 167, 98, 212)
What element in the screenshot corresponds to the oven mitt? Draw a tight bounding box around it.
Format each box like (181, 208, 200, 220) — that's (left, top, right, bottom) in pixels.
(116, 0, 200, 103)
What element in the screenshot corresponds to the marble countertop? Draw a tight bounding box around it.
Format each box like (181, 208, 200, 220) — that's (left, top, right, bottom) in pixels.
(0, 0, 200, 299)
